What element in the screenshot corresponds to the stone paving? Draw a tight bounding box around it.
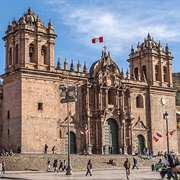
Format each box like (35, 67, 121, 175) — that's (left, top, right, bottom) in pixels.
(0, 168, 162, 180)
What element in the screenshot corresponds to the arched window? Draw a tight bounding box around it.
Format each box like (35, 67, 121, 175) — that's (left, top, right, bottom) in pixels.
(136, 94, 143, 108)
(124, 89, 130, 109)
(9, 47, 12, 66)
(134, 67, 138, 80)
(142, 65, 147, 80)
(108, 87, 116, 105)
(41, 46, 47, 65)
(15, 44, 18, 64)
(163, 66, 168, 82)
(155, 65, 160, 81)
(29, 44, 34, 63)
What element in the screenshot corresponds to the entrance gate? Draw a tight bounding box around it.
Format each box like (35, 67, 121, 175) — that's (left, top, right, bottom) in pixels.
(104, 118, 118, 154)
(136, 134, 145, 155)
(65, 132, 76, 154)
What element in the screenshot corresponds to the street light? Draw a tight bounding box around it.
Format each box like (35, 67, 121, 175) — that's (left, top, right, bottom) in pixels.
(59, 75, 77, 175)
(163, 111, 169, 154)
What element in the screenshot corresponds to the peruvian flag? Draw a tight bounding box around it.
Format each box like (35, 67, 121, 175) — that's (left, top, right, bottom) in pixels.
(152, 133, 162, 142)
(84, 129, 90, 134)
(92, 36, 103, 43)
(80, 131, 85, 135)
(166, 129, 176, 136)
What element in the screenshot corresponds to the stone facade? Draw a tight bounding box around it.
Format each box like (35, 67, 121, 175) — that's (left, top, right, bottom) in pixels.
(0, 8, 178, 155)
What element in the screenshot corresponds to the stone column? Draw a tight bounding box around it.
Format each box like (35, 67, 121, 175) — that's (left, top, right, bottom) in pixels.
(129, 122, 134, 154)
(87, 87, 90, 114)
(150, 57, 156, 86)
(122, 92, 125, 112)
(94, 85, 97, 110)
(48, 39, 55, 71)
(87, 117, 92, 154)
(95, 120, 101, 154)
(105, 89, 108, 107)
(122, 119, 127, 154)
(117, 90, 120, 109)
(36, 35, 42, 69)
(99, 88, 102, 110)
(168, 60, 173, 87)
(160, 59, 164, 85)
(101, 118, 104, 154)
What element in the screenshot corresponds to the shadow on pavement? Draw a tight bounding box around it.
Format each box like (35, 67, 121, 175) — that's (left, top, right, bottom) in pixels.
(0, 177, 29, 180)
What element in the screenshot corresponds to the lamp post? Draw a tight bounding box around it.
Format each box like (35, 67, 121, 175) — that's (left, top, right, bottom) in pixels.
(59, 75, 77, 175)
(163, 111, 169, 154)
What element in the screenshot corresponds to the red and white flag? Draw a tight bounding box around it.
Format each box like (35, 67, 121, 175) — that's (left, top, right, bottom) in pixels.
(152, 133, 162, 142)
(80, 131, 85, 135)
(84, 129, 90, 134)
(92, 36, 103, 43)
(166, 129, 176, 136)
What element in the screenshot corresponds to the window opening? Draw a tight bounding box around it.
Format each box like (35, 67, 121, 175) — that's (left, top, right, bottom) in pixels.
(38, 102, 43, 110)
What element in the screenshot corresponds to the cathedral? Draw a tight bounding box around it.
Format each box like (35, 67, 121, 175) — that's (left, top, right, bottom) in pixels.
(0, 8, 178, 155)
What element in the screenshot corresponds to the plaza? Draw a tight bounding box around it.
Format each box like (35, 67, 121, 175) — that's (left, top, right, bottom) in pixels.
(0, 168, 161, 180)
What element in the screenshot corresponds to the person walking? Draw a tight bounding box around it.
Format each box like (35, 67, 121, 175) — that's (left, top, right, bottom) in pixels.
(53, 158, 58, 173)
(52, 146, 56, 154)
(47, 158, 52, 172)
(86, 159, 92, 176)
(0, 161, 2, 174)
(58, 160, 63, 172)
(63, 160, 67, 171)
(2, 160, 5, 174)
(166, 155, 176, 180)
(44, 144, 48, 154)
(124, 158, 131, 179)
(132, 157, 138, 169)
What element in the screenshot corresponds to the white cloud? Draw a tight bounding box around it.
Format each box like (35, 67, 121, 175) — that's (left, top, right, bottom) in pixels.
(45, 0, 180, 72)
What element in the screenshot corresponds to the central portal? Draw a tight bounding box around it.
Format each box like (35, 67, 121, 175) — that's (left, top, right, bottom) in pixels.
(104, 118, 118, 154)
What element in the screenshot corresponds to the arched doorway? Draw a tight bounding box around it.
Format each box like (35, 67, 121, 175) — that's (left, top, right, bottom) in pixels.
(65, 132, 76, 154)
(136, 135, 145, 155)
(104, 118, 118, 154)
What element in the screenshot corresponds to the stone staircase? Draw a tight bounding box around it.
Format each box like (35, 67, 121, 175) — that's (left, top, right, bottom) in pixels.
(0, 154, 178, 171)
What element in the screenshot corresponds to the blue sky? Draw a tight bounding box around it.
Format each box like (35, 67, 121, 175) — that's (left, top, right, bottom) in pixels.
(0, 0, 180, 79)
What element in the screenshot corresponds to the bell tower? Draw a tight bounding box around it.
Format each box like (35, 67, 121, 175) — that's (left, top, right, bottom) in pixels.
(127, 33, 173, 87)
(3, 7, 57, 73)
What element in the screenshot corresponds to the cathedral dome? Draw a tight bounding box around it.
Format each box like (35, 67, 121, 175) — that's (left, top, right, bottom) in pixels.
(89, 50, 120, 78)
(20, 7, 37, 25)
(139, 33, 158, 49)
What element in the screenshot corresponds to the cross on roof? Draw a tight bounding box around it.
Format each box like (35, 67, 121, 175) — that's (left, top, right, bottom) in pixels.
(103, 46, 107, 52)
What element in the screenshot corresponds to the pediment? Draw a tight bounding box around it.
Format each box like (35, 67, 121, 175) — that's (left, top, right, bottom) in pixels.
(133, 117, 148, 130)
(59, 116, 75, 126)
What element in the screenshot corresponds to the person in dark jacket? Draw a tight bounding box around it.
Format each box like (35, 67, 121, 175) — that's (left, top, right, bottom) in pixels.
(2, 160, 5, 174)
(124, 158, 131, 179)
(132, 157, 138, 169)
(53, 158, 58, 173)
(44, 144, 48, 154)
(86, 159, 92, 176)
(58, 160, 63, 172)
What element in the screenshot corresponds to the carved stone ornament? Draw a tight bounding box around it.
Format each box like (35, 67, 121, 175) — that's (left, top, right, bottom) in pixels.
(60, 116, 75, 125)
(133, 116, 148, 131)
